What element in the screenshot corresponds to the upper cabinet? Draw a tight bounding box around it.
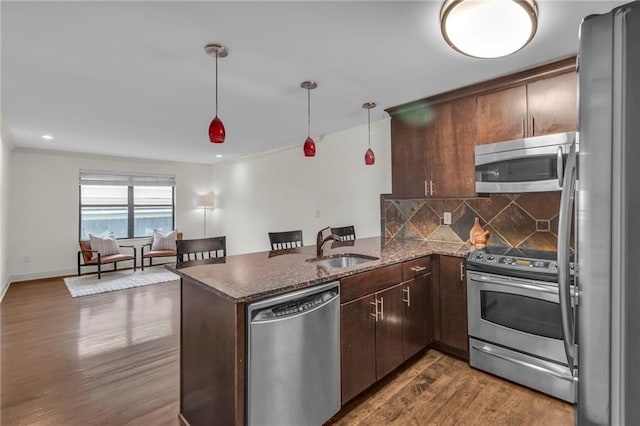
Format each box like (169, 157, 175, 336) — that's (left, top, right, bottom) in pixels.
(425, 98, 476, 198)
(390, 111, 429, 199)
(475, 85, 527, 145)
(390, 97, 476, 199)
(388, 57, 577, 199)
(476, 71, 577, 145)
(527, 72, 577, 137)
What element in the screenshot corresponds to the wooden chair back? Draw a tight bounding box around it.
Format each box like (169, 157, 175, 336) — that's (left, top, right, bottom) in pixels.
(331, 225, 356, 242)
(268, 230, 303, 250)
(176, 236, 226, 263)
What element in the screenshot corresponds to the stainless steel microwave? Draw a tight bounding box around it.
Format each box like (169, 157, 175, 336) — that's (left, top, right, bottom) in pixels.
(474, 132, 576, 193)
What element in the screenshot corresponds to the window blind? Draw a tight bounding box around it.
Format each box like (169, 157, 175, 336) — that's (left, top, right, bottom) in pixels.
(79, 170, 176, 187)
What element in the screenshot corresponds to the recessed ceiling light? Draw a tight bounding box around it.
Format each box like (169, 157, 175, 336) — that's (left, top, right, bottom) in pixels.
(41, 134, 54, 140)
(216, 154, 223, 158)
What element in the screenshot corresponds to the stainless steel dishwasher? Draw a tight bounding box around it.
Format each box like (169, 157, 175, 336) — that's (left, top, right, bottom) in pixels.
(247, 281, 340, 426)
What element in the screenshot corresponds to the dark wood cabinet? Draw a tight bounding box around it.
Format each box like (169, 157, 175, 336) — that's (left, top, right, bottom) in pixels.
(476, 71, 577, 145)
(437, 255, 469, 358)
(475, 85, 527, 145)
(402, 272, 432, 359)
(340, 256, 433, 404)
(375, 283, 406, 379)
(527, 72, 577, 137)
(340, 294, 377, 404)
(426, 98, 476, 198)
(341, 284, 406, 403)
(391, 98, 476, 198)
(388, 57, 577, 199)
(390, 108, 429, 199)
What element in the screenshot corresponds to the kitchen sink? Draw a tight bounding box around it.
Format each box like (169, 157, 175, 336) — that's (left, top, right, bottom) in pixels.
(307, 254, 379, 268)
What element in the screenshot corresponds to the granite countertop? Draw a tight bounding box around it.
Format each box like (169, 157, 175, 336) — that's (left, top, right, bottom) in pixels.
(166, 237, 473, 304)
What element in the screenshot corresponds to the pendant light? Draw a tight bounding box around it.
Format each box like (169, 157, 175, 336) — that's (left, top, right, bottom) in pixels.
(363, 102, 376, 165)
(205, 43, 228, 143)
(301, 81, 318, 157)
(440, 0, 538, 58)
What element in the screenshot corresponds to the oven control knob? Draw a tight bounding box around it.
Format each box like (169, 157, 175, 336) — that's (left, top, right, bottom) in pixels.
(476, 253, 484, 259)
(487, 255, 495, 261)
(504, 257, 514, 264)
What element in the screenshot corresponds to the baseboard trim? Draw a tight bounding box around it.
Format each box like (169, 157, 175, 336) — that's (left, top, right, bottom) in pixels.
(0, 277, 10, 303)
(9, 268, 76, 283)
(178, 413, 190, 426)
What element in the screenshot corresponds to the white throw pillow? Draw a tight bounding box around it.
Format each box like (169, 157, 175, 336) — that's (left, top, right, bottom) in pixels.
(89, 232, 120, 259)
(151, 229, 177, 251)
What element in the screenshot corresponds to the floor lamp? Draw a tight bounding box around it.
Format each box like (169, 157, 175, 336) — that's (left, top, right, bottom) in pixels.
(195, 193, 214, 237)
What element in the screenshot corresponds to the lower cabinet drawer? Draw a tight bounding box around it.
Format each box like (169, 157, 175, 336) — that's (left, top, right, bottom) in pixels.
(340, 263, 403, 303)
(402, 256, 431, 281)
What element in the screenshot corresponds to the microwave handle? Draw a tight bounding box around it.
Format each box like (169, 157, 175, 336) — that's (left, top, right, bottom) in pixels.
(557, 146, 564, 187)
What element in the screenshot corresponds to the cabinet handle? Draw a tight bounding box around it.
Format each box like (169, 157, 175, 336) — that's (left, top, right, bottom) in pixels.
(402, 287, 411, 307)
(379, 297, 384, 320)
(531, 116, 535, 136)
(522, 118, 525, 137)
(460, 262, 465, 282)
(370, 300, 378, 321)
(410, 266, 427, 273)
(424, 180, 434, 196)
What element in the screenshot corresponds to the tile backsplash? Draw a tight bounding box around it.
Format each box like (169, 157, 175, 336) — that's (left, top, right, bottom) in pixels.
(381, 192, 562, 251)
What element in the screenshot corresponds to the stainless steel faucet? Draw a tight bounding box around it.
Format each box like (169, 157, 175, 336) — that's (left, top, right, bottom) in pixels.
(316, 226, 337, 258)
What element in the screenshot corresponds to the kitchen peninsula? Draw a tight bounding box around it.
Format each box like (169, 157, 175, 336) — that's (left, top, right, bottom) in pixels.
(168, 237, 471, 426)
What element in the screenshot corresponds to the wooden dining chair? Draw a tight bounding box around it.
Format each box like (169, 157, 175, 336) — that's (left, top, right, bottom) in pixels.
(331, 225, 356, 242)
(268, 230, 303, 250)
(176, 236, 226, 263)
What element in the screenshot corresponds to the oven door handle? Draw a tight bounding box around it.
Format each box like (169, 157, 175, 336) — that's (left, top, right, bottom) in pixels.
(472, 344, 575, 382)
(557, 141, 577, 375)
(468, 273, 559, 296)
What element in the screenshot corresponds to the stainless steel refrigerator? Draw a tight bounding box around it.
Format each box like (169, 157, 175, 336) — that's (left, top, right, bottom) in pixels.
(558, 1, 640, 424)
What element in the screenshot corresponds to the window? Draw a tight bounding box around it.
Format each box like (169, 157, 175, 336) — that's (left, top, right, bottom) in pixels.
(79, 171, 175, 239)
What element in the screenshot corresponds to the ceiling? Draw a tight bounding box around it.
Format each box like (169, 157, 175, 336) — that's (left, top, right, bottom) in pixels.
(1, 1, 627, 165)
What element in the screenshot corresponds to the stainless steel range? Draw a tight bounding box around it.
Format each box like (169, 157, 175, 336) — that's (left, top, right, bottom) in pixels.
(466, 247, 576, 403)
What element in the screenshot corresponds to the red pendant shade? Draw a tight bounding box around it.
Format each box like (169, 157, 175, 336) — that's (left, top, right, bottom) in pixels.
(304, 136, 316, 157)
(301, 80, 318, 158)
(205, 43, 228, 144)
(363, 101, 376, 166)
(364, 148, 375, 165)
(209, 116, 226, 143)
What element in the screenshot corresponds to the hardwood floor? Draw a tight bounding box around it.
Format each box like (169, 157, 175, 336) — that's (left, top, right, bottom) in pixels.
(1, 276, 181, 426)
(329, 350, 573, 426)
(1, 276, 573, 425)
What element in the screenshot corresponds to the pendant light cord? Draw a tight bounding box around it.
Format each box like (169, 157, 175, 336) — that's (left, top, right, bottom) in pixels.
(367, 108, 371, 148)
(215, 53, 219, 116)
(307, 88, 311, 137)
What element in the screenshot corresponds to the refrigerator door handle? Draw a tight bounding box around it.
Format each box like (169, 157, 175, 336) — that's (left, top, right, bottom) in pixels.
(557, 146, 565, 187)
(558, 141, 577, 375)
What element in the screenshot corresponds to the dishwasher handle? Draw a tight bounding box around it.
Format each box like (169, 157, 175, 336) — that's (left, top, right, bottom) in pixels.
(251, 288, 339, 322)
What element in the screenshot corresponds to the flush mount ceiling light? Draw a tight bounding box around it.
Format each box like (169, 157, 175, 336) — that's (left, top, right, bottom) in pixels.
(41, 134, 53, 140)
(440, 0, 538, 59)
(205, 43, 228, 143)
(301, 81, 318, 157)
(362, 102, 376, 166)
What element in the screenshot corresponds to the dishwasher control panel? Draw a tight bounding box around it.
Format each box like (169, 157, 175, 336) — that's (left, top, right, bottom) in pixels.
(251, 286, 338, 321)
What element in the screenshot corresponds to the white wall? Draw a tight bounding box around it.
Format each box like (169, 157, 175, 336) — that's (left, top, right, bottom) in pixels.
(8, 149, 212, 281)
(0, 133, 11, 299)
(6, 118, 391, 280)
(211, 119, 391, 255)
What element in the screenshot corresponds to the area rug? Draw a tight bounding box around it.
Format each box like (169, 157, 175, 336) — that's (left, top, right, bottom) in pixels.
(64, 266, 179, 297)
